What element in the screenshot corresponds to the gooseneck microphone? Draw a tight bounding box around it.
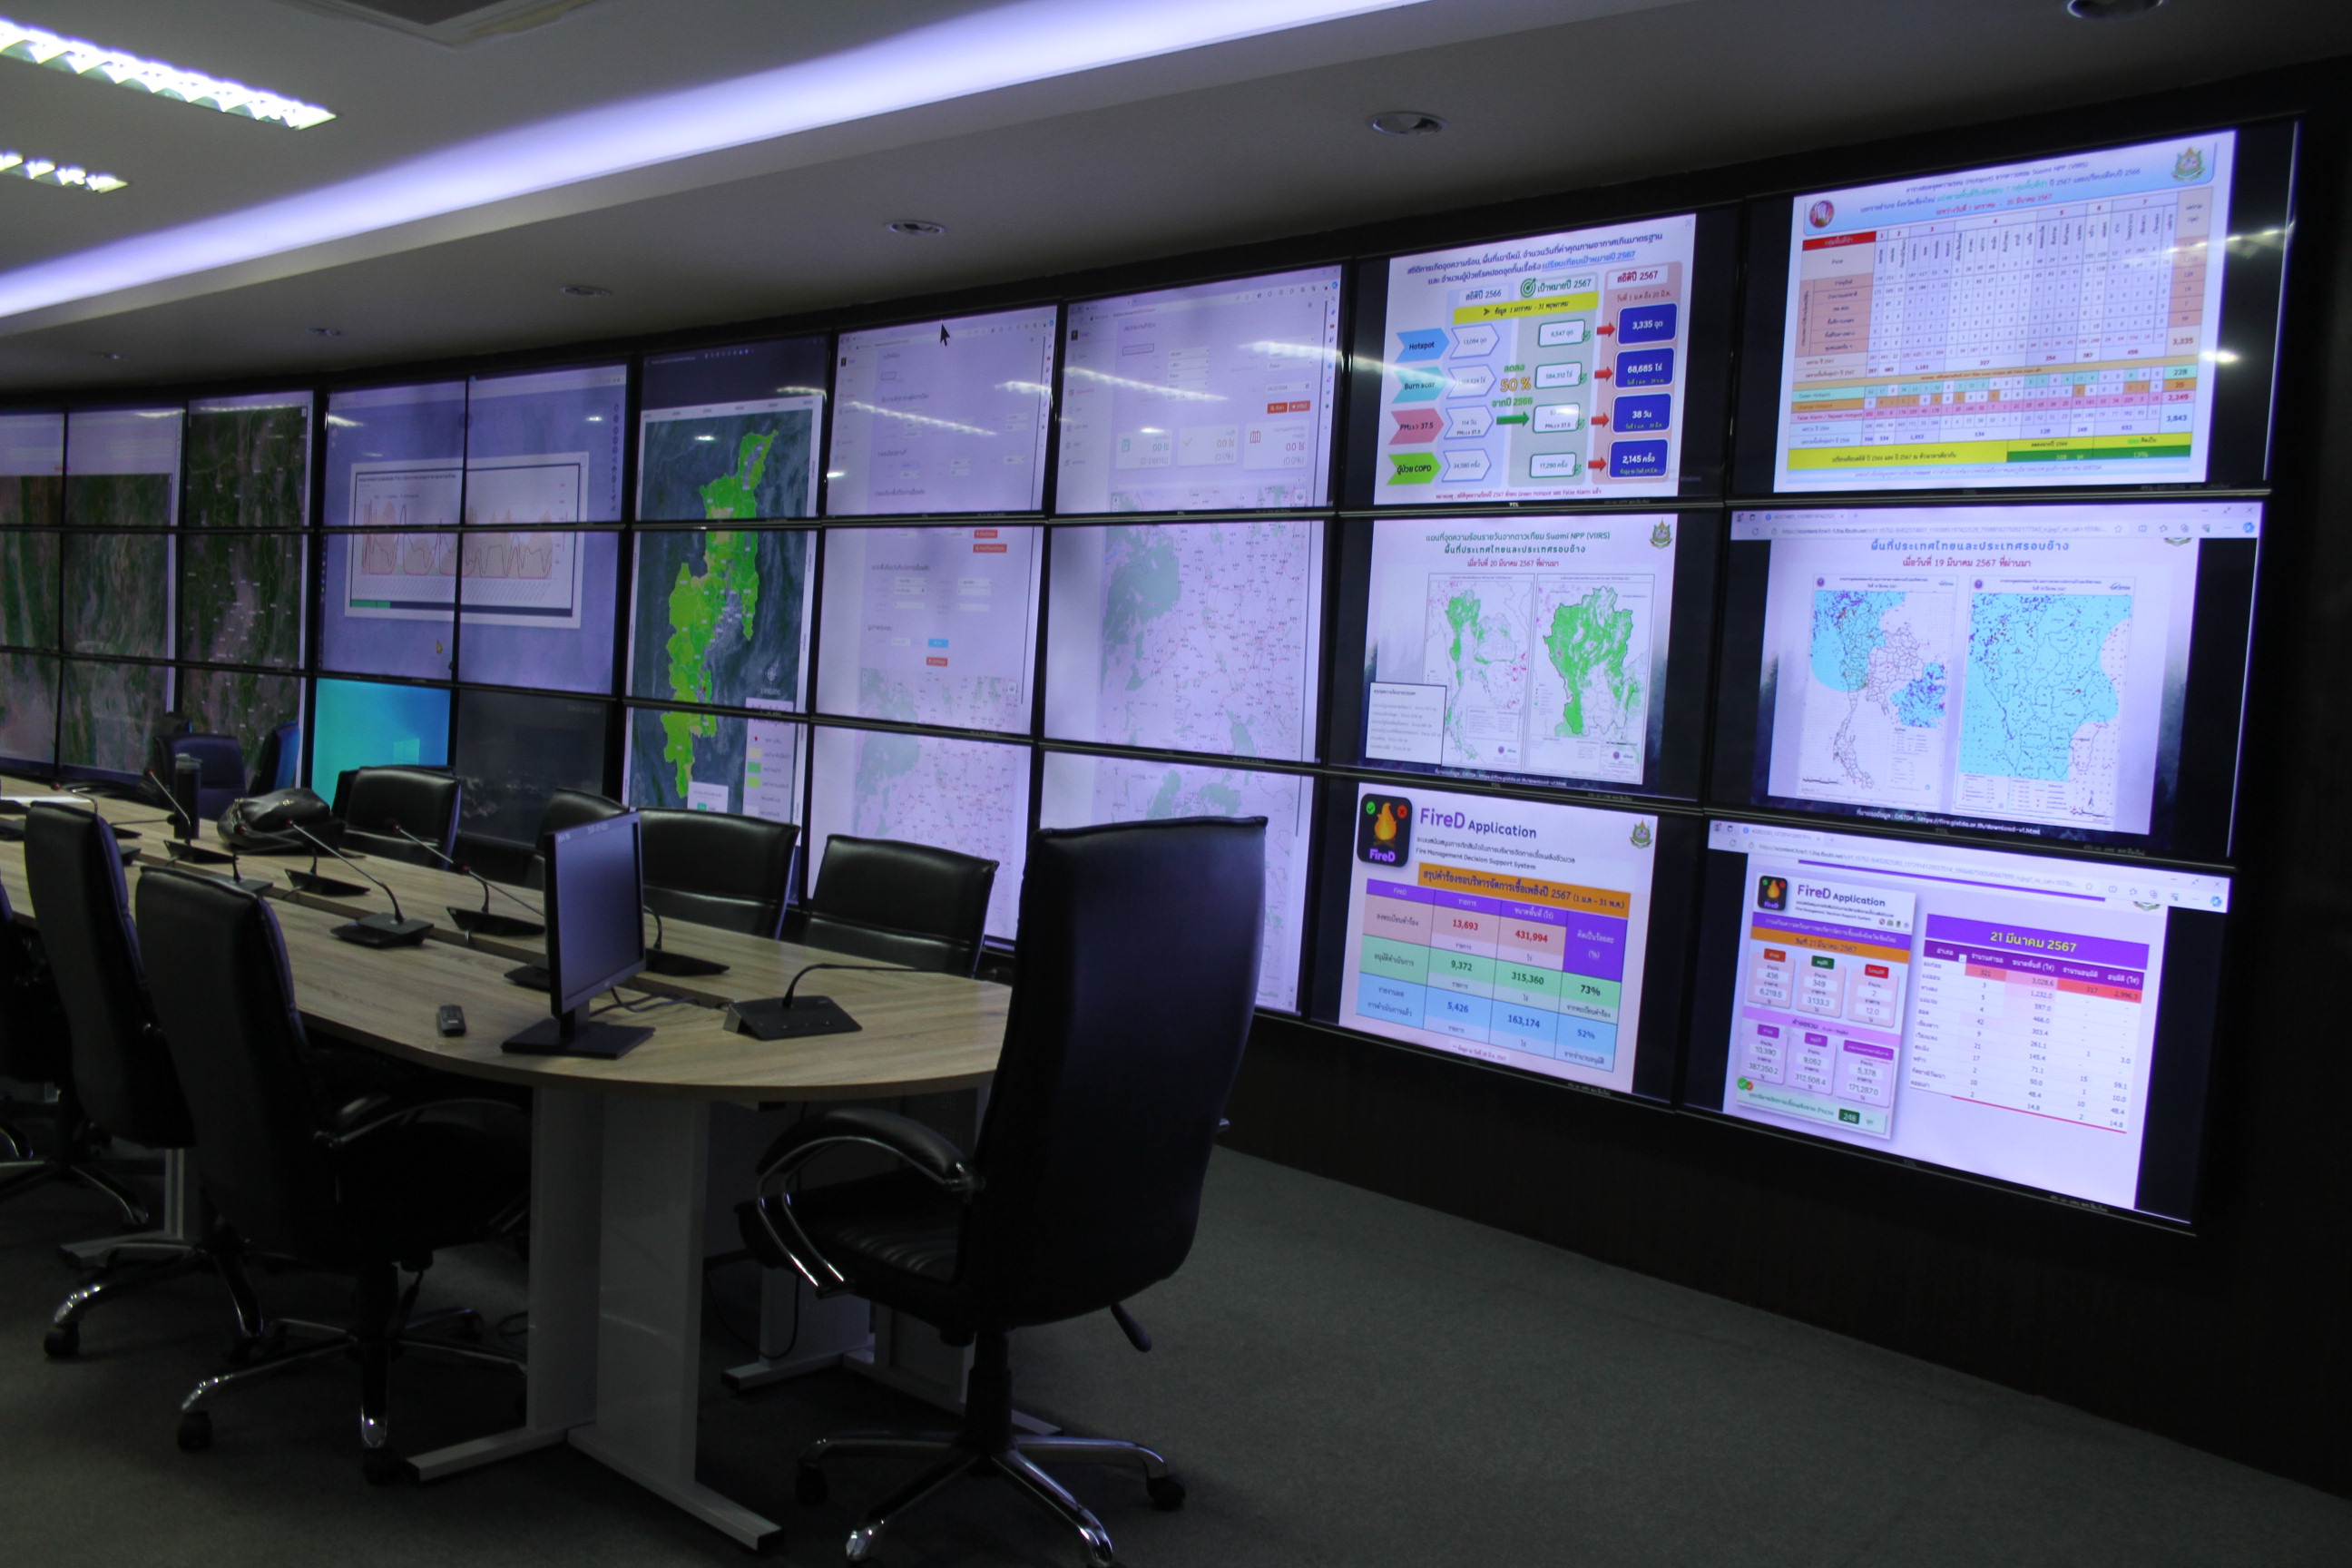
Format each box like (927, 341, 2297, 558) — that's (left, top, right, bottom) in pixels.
(722, 961, 915, 1042)
(143, 771, 268, 892)
(383, 821, 545, 939)
(643, 899, 728, 978)
(281, 821, 433, 947)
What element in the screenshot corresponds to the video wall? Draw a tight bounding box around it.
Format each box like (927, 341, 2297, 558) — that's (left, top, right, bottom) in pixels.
(0, 122, 2295, 1227)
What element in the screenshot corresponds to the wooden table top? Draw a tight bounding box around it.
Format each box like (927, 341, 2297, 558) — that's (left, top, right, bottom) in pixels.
(0, 782, 1007, 1102)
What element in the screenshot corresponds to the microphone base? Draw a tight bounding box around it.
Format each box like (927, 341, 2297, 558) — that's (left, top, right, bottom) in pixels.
(645, 948, 728, 978)
(332, 914, 434, 949)
(448, 907, 545, 939)
(165, 842, 234, 867)
(504, 964, 551, 993)
(288, 870, 370, 899)
(722, 996, 860, 1043)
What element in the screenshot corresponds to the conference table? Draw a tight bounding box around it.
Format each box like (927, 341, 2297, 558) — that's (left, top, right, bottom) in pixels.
(0, 783, 1012, 1550)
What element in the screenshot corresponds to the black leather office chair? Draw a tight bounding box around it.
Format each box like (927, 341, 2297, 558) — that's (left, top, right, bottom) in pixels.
(340, 766, 463, 867)
(641, 807, 799, 936)
(0, 876, 95, 1199)
(740, 816, 1266, 1566)
(801, 834, 996, 976)
(161, 733, 246, 821)
(250, 722, 299, 796)
(528, 787, 624, 889)
(134, 867, 528, 1483)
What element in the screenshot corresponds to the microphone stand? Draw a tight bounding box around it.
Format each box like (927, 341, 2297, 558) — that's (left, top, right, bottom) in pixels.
(643, 900, 728, 978)
(383, 822, 544, 939)
(281, 823, 432, 947)
(143, 772, 267, 893)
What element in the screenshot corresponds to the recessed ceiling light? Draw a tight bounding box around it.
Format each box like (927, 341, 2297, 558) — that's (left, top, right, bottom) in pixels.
(0, 16, 335, 129)
(308, 326, 343, 337)
(0, 151, 127, 191)
(561, 283, 612, 297)
(1368, 110, 1446, 136)
(887, 220, 946, 236)
(92, 351, 125, 360)
(2065, 0, 2165, 16)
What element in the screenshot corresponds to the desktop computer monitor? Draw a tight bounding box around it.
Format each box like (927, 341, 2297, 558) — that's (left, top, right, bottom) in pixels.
(505, 810, 652, 1059)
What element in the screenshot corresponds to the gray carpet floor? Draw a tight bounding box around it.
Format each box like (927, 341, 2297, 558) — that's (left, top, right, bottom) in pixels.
(2, 1146, 2348, 1567)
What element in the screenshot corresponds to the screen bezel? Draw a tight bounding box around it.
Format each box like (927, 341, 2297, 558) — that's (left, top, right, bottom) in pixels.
(542, 808, 647, 1017)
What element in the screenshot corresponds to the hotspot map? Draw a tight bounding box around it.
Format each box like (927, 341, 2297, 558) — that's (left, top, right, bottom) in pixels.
(1423, 573, 1654, 783)
(636, 401, 819, 523)
(1956, 586, 2132, 827)
(1798, 584, 1954, 807)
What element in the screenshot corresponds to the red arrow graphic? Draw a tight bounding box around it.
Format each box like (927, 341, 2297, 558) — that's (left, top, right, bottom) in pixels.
(1588, 458, 1607, 470)
(1594, 368, 1613, 380)
(1592, 414, 1610, 426)
(1597, 323, 1616, 336)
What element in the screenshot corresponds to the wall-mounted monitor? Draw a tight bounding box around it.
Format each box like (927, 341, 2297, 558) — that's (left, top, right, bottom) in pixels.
(1711, 501, 2260, 858)
(826, 308, 1057, 516)
(186, 392, 309, 530)
(1310, 780, 1694, 1100)
(1737, 124, 2295, 495)
(178, 668, 301, 777)
(466, 365, 627, 524)
(0, 531, 58, 652)
(309, 677, 450, 789)
(456, 530, 621, 694)
(1056, 267, 1343, 514)
(806, 726, 1030, 940)
(1338, 512, 1719, 799)
(1044, 519, 1322, 762)
(626, 706, 803, 825)
(815, 524, 1042, 734)
(318, 529, 455, 681)
(1687, 819, 2230, 1224)
(179, 531, 306, 669)
(0, 412, 63, 527)
(0, 652, 57, 768)
(65, 407, 180, 527)
(638, 337, 828, 522)
(58, 658, 166, 778)
(628, 528, 813, 708)
(1039, 750, 1312, 1011)
(454, 689, 612, 845)
(324, 382, 465, 529)
(1348, 212, 1733, 505)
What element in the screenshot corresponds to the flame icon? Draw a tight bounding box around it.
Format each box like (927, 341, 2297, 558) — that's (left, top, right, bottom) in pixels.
(1372, 801, 1398, 845)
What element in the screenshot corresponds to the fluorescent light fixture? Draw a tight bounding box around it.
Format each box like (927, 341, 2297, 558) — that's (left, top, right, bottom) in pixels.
(0, 16, 334, 129)
(0, 150, 127, 191)
(0, 0, 1428, 325)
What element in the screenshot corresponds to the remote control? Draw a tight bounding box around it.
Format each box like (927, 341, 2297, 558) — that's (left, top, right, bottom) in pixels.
(436, 1004, 466, 1037)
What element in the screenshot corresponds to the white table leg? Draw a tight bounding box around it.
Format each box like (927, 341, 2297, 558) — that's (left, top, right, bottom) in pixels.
(721, 1266, 874, 1392)
(60, 1148, 205, 1267)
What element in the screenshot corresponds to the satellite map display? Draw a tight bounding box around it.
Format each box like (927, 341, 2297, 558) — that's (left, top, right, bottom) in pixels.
(0, 653, 56, 763)
(637, 406, 820, 522)
(179, 667, 300, 771)
(0, 475, 59, 528)
(184, 397, 309, 529)
(64, 533, 170, 659)
(0, 532, 58, 650)
(180, 533, 305, 668)
(59, 659, 165, 774)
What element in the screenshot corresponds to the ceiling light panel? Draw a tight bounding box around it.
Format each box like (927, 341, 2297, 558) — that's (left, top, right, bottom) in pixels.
(0, 15, 335, 129)
(0, 151, 127, 191)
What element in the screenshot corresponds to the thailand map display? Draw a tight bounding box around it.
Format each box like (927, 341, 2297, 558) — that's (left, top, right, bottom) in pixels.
(1774, 133, 2235, 491)
(1956, 584, 2132, 824)
(625, 529, 812, 816)
(1040, 753, 1311, 1009)
(180, 534, 305, 668)
(1044, 521, 1320, 761)
(1362, 517, 1676, 789)
(1797, 581, 1955, 808)
(637, 399, 820, 522)
(1378, 217, 1698, 504)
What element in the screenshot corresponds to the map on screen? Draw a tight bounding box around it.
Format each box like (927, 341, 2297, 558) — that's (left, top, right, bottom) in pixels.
(808, 726, 1030, 939)
(1057, 268, 1342, 514)
(1772, 133, 2235, 492)
(816, 524, 1040, 734)
(828, 308, 1056, 515)
(1375, 217, 1699, 504)
(640, 400, 820, 521)
(1044, 520, 1320, 761)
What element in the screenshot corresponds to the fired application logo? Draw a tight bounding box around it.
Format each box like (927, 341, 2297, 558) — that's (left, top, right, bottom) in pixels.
(1808, 200, 1835, 230)
(1357, 794, 1412, 867)
(1756, 875, 1788, 912)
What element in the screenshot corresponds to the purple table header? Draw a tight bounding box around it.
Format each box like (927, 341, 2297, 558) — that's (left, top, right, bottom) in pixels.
(1924, 915, 2148, 969)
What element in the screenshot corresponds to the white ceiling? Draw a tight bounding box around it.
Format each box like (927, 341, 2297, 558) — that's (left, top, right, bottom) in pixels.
(0, 0, 2344, 393)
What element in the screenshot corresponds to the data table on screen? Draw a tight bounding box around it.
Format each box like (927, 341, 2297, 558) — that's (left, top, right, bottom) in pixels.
(828, 309, 1056, 516)
(1057, 269, 1342, 514)
(1773, 133, 2234, 491)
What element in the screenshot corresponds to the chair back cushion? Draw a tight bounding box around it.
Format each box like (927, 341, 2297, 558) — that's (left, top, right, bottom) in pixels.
(251, 722, 300, 795)
(342, 767, 464, 867)
(966, 816, 1263, 1326)
(22, 806, 194, 1148)
(803, 835, 996, 975)
(0, 881, 71, 1087)
(133, 868, 338, 1255)
(530, 789, 625, 888)
(164, 732, 247, 820)
(640, 808, 799, 936)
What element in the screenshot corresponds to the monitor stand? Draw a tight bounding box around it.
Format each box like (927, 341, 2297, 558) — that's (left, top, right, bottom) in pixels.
(502, 1006, 650, 1061)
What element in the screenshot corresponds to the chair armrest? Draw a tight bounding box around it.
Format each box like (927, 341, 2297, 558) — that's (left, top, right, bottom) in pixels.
(316, 1085, 529, 1151)
(752, 1106, 981, 1195)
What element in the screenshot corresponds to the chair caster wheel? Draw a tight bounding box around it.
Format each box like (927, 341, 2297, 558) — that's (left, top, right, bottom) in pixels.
(846, 1524, 879, 1563)
(362, 1446, 408, 1485)
(43, 1324, 79, 1360)
(177, 1412, 213, 1452)
(1147, 1475, 1186, 1512)
(796, 1464, 828, 1505)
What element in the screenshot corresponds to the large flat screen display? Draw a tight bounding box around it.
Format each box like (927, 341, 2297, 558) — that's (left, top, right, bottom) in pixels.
(1044, 520, 1321, 761)
(1712, 502, 2259, 858)
(320, 384, 463, 681)
(1368, 216, 1701, 503)
(1352, 513, 1717, 797)
(309, 678, 450, 789)
(456, 531, 619, 694)
(1038, 751, 1312, 1011)
(1324, 780, 1687, 1099)
(0, 412, 62, 527)
(466, 365, 626, 524)
(324, 382, 464, 529)
(178, 669, 300, 776)
(0, 531, 57, 652)
(807, 726, 1030, 941)
(0, 653, 57, 766)
(638, 337, 827, 522)
(186, 391, 309, 530)
(1057, 267, 1342, 514)
(454, 689, 612, 845)
(626, 707, 802, 824)
(1769, 132, 2238, 492)
(815, 524, 1041, 734)
(827, 308, 1056, 516)
(1687, 819, 2230, 1223)
(58, 658, 166, 778)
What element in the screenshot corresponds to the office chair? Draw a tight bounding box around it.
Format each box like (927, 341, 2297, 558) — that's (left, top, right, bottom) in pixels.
(340, 766, 464, 867)
(800, 834, 997, 976)
(250, 722, 300, 796)
(641, 807, 799, 936)
(134, 867, 528, 1483)
(0, 875, 117, 1213)
(159, 733, 247, 821)
(527, 787, 624, 888)
(21, 804, 279, 1358)
(740, 816, 1266, 1566)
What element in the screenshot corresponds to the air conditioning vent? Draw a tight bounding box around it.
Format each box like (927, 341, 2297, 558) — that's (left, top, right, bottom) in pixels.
(280, 0, 598, 44)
